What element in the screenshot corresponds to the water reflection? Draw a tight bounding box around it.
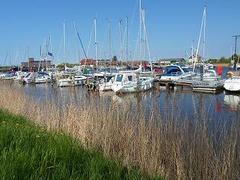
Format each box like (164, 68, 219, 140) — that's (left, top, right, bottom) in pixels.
(224, 93, 240, 111)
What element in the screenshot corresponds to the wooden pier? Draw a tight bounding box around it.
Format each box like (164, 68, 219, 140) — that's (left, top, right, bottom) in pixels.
(155, 79, 224, 94)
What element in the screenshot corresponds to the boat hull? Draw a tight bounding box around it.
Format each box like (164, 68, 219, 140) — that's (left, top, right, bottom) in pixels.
(112, 79, 153, 93)
(224, 78, 240, 92)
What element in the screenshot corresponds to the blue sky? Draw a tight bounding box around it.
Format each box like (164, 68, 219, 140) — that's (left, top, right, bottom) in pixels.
(0, 0, 240, 65)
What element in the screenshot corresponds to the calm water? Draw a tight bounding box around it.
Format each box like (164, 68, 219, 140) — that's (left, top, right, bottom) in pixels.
(8, 81, 239, 122)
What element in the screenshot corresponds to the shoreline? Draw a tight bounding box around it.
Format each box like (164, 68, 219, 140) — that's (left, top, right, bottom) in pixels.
(0, 109, 161, 179)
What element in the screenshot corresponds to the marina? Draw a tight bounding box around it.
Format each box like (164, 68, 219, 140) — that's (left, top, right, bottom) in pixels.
(0, 0, 240, 179)
(1, 68, 239, 123)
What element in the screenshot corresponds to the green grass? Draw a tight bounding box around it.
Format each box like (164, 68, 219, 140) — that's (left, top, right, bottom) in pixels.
(0, 110, 162, 180)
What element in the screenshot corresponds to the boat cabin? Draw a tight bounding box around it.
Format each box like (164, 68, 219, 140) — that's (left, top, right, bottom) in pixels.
(115, 72, 138, 84)
(163, 65, 185, 76)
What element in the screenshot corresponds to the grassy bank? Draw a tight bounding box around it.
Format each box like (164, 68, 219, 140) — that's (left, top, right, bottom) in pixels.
(0, 83, 239, 179)
(0, 110, 160, 179)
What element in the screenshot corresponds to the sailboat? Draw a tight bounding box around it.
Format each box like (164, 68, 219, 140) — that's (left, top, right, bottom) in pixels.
(34, 38, 53, 84)
(97, 19, 118, 91)
(189, 6, 224, 93)
(224, 39, 240, 92)
(57, 65, 74, 87)
(57, 22, 75, 87)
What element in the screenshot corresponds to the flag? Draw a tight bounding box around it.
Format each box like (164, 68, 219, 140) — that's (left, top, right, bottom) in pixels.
(48, 52, 53, 57)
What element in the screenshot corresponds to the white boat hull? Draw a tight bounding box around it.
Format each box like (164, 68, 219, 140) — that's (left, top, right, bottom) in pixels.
(112, 78, 153, 93)
(99, 82, 113, 91)
(224, 78, 240, 92)
(73, 76, 87, 86)
(160, 74, 192, 81)
(35, 77, 51, 84)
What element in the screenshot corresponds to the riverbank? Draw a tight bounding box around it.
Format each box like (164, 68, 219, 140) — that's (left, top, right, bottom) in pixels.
(0, 109, 161, 179)
(0, 83, 239, 179)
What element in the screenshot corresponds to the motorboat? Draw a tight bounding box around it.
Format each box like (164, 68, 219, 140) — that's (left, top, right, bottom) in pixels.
(99, 75, 115, 91)
(72, 75, 87, 86)
(224, 71, 240, 92)
(0, 72, 16, 80)
(34, 72, 52, 84)
(14, 71, 29, 81)
(57, 75, 73, 87)
(22, 72, 36, 84)
(224, 77, 240, 92)
(160, 65, 193, 81)
(111, 71, 154, 93)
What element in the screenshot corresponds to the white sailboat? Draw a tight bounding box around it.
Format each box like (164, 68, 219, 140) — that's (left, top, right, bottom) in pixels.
(224, 36, 240, 92)
(193, 6, 220, 81)
(57, 22, 74, 87)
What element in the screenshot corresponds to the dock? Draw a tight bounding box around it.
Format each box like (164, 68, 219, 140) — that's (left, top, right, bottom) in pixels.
(155, 79, 224, 94)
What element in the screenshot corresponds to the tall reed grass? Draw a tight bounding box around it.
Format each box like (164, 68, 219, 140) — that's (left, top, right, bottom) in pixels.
(0, 82, 239, 179)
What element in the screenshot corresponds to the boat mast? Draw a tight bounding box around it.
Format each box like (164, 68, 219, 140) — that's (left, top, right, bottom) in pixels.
(232, 35, 240, 70)
(193, 6, 206, 72)
(202, 6, 207, 62)
(94, 18, 98, 69)
(142, 8, 146, 61)
(139, 0, 142, 61)
(142, 8, 152, 71)
(108, 19, 112, 62)
(119, 19, 123, 61)
(126, 17, 129, 61)
(63, 21, 66, 70)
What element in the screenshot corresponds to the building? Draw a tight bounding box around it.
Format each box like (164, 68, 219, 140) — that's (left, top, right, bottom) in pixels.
(158, 58, 186, 65)
(80, 59, 96, 66)
(21, 58, 54, 71)
(80, 59, 119, 67)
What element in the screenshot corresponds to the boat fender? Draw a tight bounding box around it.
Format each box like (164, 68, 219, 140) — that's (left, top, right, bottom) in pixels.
(227, 71, 234, 78)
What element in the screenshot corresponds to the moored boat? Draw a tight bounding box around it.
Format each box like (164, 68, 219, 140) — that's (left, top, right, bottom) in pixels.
(160, 65, 193, 81)
(99, 75, 115, 91)
(111, 71, 154, 94)
(34, 72, 52, 84)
